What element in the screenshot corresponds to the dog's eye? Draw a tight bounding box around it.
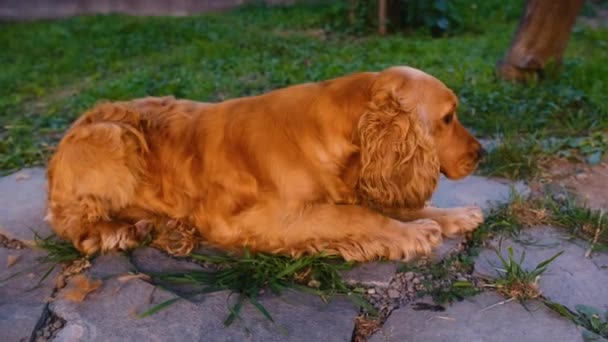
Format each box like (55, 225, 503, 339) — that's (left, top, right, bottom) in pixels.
(443, 113, 454, 124)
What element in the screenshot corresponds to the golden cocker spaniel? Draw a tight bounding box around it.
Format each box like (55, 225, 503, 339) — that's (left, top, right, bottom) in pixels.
(46, 66, 485, 261)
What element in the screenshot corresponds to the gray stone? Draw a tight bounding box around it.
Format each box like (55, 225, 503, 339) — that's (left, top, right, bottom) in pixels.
(130, 247, 207, 274)
(431, 175, 529, 212)
(0, 247, 59, 342)
(0, 168, 52, 242)
(387, 289, 400, 299)
(341, 261, 399, 288)
(88, 253, 134, 279)
(128, 247, 212, 295)
(475, 226, 608, 311)
(370, 292, 582, 342)
(52, 276, 358, 342)
(430, 238, 463, 263)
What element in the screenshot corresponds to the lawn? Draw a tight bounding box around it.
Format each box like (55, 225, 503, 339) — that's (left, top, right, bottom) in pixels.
(1, 0, 607, 177)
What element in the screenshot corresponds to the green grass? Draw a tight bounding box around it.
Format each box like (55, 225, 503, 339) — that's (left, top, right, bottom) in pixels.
(466, 192, 608, 252)
(544, 196, 608, 252)
(33, 232, 83, 264)
(479, 137, 542, 180)
(545, 302, 608, 340)
(137, 249, 375, 324)
(484, 245, 563, 301)
(1, 1, 607, 175)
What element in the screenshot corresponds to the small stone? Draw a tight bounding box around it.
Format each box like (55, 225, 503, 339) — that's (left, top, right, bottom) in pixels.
(367, 288, 376, 295)
(412, 278, 420, 285)
(404, 272, 414, 281)
(388, 289, 400, 299)
(456, 276, 468, 282)
(52, 320, 64, 329)
(575, 172, 588, 180)
(43, 329, 51, 338)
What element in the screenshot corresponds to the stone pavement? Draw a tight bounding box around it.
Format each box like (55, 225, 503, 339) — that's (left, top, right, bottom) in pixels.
(0, 167, 605, 341)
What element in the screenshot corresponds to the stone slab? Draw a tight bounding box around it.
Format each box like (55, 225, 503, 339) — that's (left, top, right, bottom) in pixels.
(370, 292, 582, 342)
(341, 261, 399, 288)
(52, 276, 358, 342)
(0, 168, 52, 242)
(0, 247, 59, 342)
(431, 175, 528, 212)
(475, 226, 608, 311)
(130, 247, 206, 274)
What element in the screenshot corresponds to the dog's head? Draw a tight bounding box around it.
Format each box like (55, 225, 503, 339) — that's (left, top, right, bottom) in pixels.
(357, 66, 484, 209)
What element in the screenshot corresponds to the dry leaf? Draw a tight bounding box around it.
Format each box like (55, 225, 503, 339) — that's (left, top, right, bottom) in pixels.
(15, 173, 31, 181)
(62, 274, 102, 302)
(55, 274, 67, 289)
(118, 273, 151, 283)
(6, 254, 19, 268)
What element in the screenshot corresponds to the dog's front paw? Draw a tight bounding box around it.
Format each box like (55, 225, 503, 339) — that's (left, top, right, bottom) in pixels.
(406, 218, 443, 257)
(153, 220, 198, 256)
(438, 206, 483, 237)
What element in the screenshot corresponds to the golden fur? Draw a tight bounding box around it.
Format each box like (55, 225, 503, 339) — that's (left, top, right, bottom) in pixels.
(46, 66, 485, 261)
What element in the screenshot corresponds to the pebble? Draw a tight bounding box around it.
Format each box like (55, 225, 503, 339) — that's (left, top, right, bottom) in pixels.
(412, 278, 420, 285)
(387, 289, 400, 299)
(404, 272, 414, 281)
(367, 288, 376, 295)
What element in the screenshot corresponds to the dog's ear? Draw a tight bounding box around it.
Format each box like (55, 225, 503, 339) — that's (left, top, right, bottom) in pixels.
(356, 83, 439, 209)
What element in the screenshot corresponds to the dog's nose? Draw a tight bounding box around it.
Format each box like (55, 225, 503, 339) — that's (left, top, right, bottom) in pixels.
(477, 146, 487, 160)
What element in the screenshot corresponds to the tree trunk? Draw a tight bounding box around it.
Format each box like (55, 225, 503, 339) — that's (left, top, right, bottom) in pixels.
(497, 0, 584, 81)
(378, 0, 387, 35)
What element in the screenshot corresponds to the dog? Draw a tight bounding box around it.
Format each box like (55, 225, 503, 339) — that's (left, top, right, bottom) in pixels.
(45, 66, 485, 262)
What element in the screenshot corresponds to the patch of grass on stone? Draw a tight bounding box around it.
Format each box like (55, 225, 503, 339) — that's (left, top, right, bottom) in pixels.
(545, 302, 608, 340)
(398, 254, 479, 305)
(499, 194, 608, 252)
(33, 232, 86, 287)
(484, 245, 563, 301)
(471, 193, 607, 252)
(34, 232, 83, 264)
(468, 196, 528, 246)
(139, 249, 375, 325)
(544, 197, 608, 253)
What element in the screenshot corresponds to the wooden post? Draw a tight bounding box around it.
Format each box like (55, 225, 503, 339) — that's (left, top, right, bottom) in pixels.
(348, 0, 356, 25)
(378, 0, 387, 35)
(497, 0, 584, 81)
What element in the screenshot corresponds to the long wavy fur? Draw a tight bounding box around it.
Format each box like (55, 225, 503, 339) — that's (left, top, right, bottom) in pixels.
(357, 88, 440, 209)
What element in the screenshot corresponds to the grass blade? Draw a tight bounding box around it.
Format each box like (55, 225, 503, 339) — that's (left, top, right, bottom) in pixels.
(137, 297, 181, 318)
(534, 251, 564, 271)
(224, 294, 245, 326)
(250, 295, 275, 323)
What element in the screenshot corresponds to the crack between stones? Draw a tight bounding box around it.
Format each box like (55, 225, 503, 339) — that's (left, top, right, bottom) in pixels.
(29, 303, 66, 342)
(0, 232, 28, 249)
